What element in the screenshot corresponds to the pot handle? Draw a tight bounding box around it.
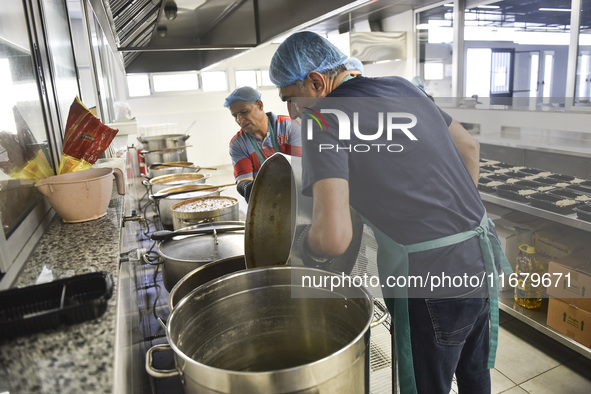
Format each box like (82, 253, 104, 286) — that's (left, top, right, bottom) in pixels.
(112, 168, 126, 195)
(146, 344, 179, 378)
(370, 299, 390, 328)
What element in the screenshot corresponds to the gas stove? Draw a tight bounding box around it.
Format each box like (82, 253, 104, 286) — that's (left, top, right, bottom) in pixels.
(114, 179, 395, 394)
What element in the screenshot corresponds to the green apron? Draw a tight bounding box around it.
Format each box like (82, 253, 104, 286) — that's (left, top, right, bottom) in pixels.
(361, 212, 512, 394)
(246, 115, 281, 165)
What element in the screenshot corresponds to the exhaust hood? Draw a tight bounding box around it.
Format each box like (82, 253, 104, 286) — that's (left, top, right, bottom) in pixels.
(103, 0, 371, 73)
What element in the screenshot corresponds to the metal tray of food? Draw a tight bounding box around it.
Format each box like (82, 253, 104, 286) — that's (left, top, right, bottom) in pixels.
(0, 272, 113, 339)
(574, 204, 591, 222)
(527, 192, 581, 214)
(494, 184, 537, 202)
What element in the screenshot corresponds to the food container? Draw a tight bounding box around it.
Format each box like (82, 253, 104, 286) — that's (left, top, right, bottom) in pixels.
(548, 188, 591, 203)
(35, 168, 125, 223)
(494, 184, 536, 202)
(148, 172, 208, 194)
(574, 204, 591, 221)
(478, 177, 503, 193)
(138, 134, 190, 167)
(152, 185, 224, 228)
(171, 196, 239, 230)
(156, 223, 244, 291)
(528, 192, 581, 214)
(0, 272, 113, 339)
(146, 266, 387, 393)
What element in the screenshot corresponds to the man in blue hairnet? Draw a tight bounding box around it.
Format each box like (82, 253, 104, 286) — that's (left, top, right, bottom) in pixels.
(270, 32, 510, 394)
(224, 86, 301, 202)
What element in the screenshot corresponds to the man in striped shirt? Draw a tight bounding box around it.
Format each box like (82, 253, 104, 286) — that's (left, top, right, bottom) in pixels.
(225, 86, 301, 202)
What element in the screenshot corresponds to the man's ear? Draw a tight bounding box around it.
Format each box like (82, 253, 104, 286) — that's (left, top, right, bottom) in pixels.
(255, 100, 264, 110)
(307, 72, 327, 94)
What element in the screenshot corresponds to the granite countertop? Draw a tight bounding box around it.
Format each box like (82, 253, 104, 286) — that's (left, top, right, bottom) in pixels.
(0, 190, 124, 394)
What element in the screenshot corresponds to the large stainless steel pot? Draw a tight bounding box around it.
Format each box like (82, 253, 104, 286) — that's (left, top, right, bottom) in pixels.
(138, 134, 190, 167)
(168, 255, 246, 311)
(146, 266, 387, 393)
(156, 222, 245, 291)
(148, 173, 209, 194)
(171, 196, 239, 231)
(152, 185, 223, 228)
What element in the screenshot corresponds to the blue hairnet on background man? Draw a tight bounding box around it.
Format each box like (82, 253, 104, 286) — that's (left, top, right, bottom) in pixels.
(224, 86, 301, 202)
(270, 31, 511, 394)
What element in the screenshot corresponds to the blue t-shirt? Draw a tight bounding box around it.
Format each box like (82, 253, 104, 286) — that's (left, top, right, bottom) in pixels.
(301, 76, 487, 295)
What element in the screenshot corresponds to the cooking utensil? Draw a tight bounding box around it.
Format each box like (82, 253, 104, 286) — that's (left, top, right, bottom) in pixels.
(171, 196, 239, 230)
(140, 145, 192, 154)
(146, 266, 388, 393)
(138, 134, 190, 167)
(152, 183, 234, 199)
(35, 167, 125, 223)
(148, 172, 209, 194)
(150, 162, 217, 170)
(151, 224, 245, 241)
(167, 255, 246, 311)
(156, 223, 245, 291)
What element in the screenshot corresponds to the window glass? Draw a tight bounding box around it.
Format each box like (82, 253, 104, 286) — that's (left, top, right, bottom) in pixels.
(575, 0, 591, 104)
(258, 70, 274, 87)
(127, 74, 150, 97)
(416, 3, 454, 97)
(235, 70, 257, 88)
(153, 73, 199, 92)
(201, 70, 228, 92)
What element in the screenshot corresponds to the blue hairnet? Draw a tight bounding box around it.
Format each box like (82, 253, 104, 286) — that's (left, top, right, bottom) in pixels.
(224, 86, 262, 108)
(344, 57, 364, 74)
(269, 31, 348, 87)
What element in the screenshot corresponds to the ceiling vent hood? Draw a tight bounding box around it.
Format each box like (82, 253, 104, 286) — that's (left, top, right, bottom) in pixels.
(103, 0, 376, 73)
(350, 31, 406, 63)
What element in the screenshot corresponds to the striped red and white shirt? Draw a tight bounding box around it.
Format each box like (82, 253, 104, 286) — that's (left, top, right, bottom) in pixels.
(229, 112, 301, 182)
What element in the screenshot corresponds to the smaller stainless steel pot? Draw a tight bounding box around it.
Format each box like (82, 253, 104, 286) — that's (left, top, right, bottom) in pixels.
(147, 162, 197, 178)
(168, 255, 246, 311)
(152, 185, 223, 228)
(171, 196, 239, 230)
(148, 173, 209, 195)
(157, 222, 245, 291)
(138, 134, 190, 167)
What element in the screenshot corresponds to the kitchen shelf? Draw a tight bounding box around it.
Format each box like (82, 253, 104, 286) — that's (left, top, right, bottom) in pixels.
(481, 191, 591, 359)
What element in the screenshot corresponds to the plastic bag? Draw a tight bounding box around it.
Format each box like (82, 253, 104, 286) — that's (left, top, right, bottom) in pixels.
(59, 97, 119, 174)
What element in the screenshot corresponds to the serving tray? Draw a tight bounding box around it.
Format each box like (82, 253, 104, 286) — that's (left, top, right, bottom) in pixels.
(528, 192, 581, 214)
(0, 272, 113, 339)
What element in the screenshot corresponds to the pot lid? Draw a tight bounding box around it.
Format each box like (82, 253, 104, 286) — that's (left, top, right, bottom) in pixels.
(158, 230, 245, 263)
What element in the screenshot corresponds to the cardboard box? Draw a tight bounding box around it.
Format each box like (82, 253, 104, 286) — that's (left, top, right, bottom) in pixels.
(547, 298, 591, 348)
(533, 223, 590, 268)
(547, 253, 591, 312)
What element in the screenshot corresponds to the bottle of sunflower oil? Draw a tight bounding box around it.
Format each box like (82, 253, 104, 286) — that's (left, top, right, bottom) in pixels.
(514, 244, 543, 309)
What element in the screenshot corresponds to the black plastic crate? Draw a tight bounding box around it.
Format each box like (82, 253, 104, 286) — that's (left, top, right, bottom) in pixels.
(528, 192, 581, 214)
(549, 189, 591, 203)
(0, 272, 113, 339)
(574, 204, 591, 222)
(495, 184, 537, 202)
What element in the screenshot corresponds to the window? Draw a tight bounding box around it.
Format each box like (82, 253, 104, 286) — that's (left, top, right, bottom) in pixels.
(153, 72, 199, 92)
(201, 71, 228, 92)
(235, 70, 257, 88)
(257, 70, 274, 87)
(127, 74, 150, 97)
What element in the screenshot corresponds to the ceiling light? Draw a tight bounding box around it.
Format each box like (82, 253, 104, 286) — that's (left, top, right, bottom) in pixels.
(164, 1, 178, 20)
(478, 5, 500, 9)
(539, 8, 571, 12)
(443, 3, 454, 7)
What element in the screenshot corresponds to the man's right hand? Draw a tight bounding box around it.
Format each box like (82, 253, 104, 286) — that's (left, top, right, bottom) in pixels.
(237, 179, 254, 202)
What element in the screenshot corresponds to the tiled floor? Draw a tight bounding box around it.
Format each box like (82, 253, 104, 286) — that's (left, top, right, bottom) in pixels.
(488, 311, 591, 393)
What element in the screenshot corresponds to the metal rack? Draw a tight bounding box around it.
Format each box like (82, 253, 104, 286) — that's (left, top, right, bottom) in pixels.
(480, 191, 591, 359)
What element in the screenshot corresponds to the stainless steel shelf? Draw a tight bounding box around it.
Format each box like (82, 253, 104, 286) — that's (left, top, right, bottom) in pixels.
(483, 191, 591, 359)
(480, 192, 591, 232)
(499, 294, 591, 359)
